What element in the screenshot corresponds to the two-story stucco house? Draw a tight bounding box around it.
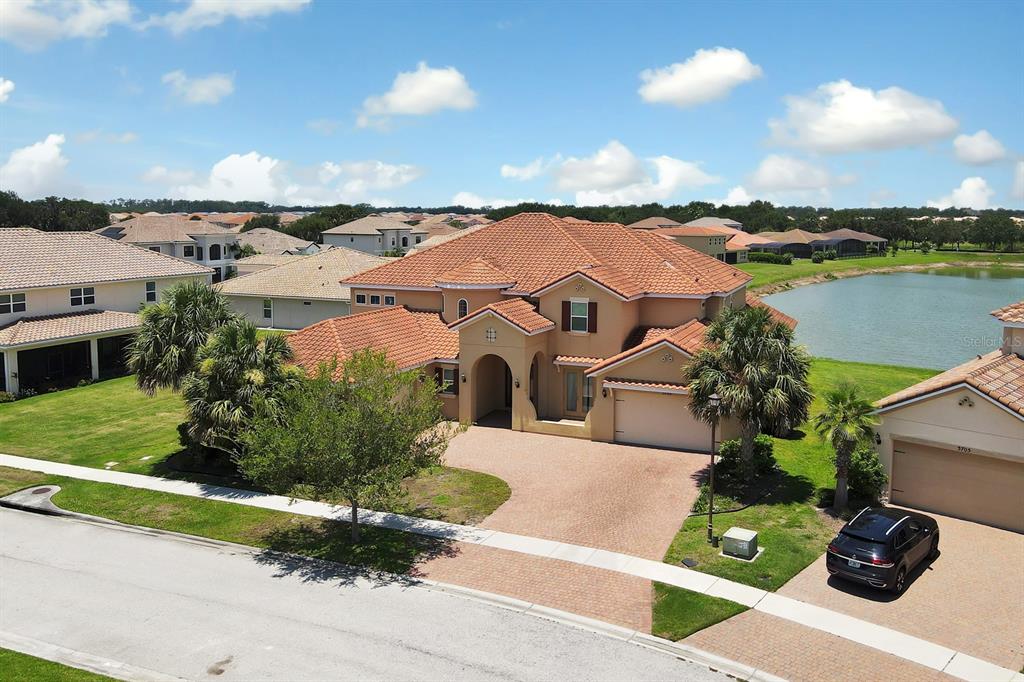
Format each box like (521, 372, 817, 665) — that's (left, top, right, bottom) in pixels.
(320, 214, 427, 255)
(1, 228, 212, 395)
(96, 216, 239, 283)
(285, 213, 797, 452)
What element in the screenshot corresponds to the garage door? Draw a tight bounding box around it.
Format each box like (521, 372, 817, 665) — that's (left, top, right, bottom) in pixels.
(614, 390, 709, 451)
(892, 441, 1024, 532)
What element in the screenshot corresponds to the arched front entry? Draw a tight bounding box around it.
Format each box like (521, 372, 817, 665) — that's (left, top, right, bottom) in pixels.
(473, 353, 513, 427)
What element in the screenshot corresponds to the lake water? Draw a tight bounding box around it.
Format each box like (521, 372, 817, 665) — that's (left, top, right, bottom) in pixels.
(762, 268, 1024, 369)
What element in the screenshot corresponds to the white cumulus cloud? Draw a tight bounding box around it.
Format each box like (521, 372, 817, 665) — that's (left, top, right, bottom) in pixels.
(553, 141, 647, 192)
(0, 133, 70, 198)
(718, 186, 754, 206)
(501, 157, 550, 181)
(769, 79, 958, 153)
(638, 47, 763, 108)
(575, 155, 721, 206)
(0, 78, 14, 103)
(927, 177, 995, 210)
(749, 154, 854, 192)
(1011, 161, 1024, 201)
(162, 70, 234, 105)
(451, 191, 535, 210)
(358, 62, 477, 129)
(155, 152, 423, 205)
(0, 0, 134, 51)
(953, 130, 1007, 165)
(146, 0, 309, 35)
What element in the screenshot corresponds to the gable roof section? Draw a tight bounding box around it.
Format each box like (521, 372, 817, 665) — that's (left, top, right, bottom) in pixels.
(0, 310, 139, 348)
(654, 226, 728, 237)
(215, 247, 388, 301)
(586, 319, 707, 376)
(1, 228, 212, 290)
(406, 224, 487, 254)
(96, 216, 232, 243)
(992, 300, 1024, 326)
(236, 228, 314, 254)
(449, 297, 555, 335)
(746, 294, 798, 329)
(343, 213, 750, 299)
(755, 229, 821, 245)
(626, 216, 682, 230)
(286, 307, 459, 375)
(819, 228, 887, 242)
(684, 217, 744, 229)
(321, 214, 413, 235)
(436, 258, 516, 288)
(875, 350, 1024, 418)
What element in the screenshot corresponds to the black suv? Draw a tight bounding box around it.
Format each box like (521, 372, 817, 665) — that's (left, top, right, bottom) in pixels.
(826, 507, 939, 593)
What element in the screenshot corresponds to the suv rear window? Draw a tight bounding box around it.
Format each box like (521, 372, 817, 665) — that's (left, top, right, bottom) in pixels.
(839, 530, 889, 555)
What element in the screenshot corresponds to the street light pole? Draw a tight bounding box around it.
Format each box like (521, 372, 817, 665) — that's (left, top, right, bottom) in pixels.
(707, 393, 721, 546)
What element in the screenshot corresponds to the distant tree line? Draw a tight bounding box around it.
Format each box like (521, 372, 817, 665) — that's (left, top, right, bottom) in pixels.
(105, 198, 314, 213)
(0, 191, 110, 232)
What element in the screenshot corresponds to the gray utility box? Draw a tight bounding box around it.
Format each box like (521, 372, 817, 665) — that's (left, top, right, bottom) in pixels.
(722, 527, 758, 560)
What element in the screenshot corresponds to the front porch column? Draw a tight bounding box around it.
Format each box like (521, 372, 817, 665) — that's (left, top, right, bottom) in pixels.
(89, 338, 100, 380)
(4, 349, 18, 395)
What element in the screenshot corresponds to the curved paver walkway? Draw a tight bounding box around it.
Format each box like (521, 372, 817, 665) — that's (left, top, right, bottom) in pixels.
(1, 453, 1020, 682)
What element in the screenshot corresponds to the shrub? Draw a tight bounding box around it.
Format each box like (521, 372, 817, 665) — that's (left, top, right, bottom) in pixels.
(748, 252, 793, 265)
(716, 434, 777, 482)
(0, 391, 15, 403)
(848, 445, 888, 502)
(691, 484, 741, 514)
(811, 252, 825, 264)
(919, 240, 933, 255)
(824, 249, 838, 260)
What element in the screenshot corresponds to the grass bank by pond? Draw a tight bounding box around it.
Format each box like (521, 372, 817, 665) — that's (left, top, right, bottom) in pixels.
(651, 357, 938, 641)
(739, 250, 1024, 291)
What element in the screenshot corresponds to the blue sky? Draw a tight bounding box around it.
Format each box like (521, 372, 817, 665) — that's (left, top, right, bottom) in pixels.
(1, 0, 1022, 209)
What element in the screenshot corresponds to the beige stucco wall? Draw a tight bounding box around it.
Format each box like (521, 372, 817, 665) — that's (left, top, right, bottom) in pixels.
(875, 387, 1024, 496)
(441, 288, 506, 323)
(423, 361, 460, 420)
(323, 233, 383, 255)
(705, 287, 747, 319)
(536, 276, 639, 359)
(1003, 327, 1024, 355)
(349, 288, 443, 315)
(668, 234, 727, 260)
(226, 295, 350, 330)
(0, 276, 207, 328)
(637, 297, 706, 327)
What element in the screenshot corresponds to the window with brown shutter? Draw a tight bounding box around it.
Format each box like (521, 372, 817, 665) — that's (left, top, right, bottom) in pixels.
(561, 300, 571, 331)
(587, 301, 597, 333)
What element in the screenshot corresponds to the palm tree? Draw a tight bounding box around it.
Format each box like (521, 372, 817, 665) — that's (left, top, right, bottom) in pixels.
(182, 320, 300, 457)
(684, 305, 812, 471)
(128, 280, 236, 395)
(813, 382, 879, 511)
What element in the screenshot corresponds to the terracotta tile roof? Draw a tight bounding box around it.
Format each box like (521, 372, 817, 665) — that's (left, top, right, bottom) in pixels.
(626, 216, 682, 230)
(322, 214, 412, 235)
(601, 378, 689, 393)
(875, 350, 1024, 417)
(436, 258, 516, 287)
(343, 213, 750, 299)
(553, 355, 603, 366)
(95, 216, 233, 243)
(725, 231, 777, 247)
(406, 225, 487, 254)
(992, 301, 1024, 324)
(1, 227, 212, 290)
(755, 229, 822, 245)
(236, 228, 314, 255)
(286, 307, 458, 375)
(725, 241, 749, 251)
(450, 297, 555, 335)
(587, 319, 708, 376)
(746, 294, 798, 329)
(0, 310, 138, 348)
(819, 228, 887, 242)
(216, 247, 388, 301)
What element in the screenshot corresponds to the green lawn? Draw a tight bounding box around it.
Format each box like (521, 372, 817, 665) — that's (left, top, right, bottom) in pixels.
(739, 250, 1024, 289)
(0, 649, 113, 681)
(652, 357, 939, 639)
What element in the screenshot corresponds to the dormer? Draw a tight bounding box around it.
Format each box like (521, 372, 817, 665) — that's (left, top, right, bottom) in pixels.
(434, 258, 516, 322)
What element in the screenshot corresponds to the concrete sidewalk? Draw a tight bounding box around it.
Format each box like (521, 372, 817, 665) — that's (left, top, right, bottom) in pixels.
(2, 453, 1020, 682)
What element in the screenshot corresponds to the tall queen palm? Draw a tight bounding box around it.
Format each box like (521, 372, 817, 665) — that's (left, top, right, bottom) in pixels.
(813, 383, 879, 511)
(683, 305, 812, 473)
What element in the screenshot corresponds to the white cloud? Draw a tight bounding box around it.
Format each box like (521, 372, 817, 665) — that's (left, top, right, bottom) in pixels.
(638, 47, 762, 108)
(141, 165, 196, 185)
(0, 133, 69, 198)
(146, 0, 309, 35)
(927, 177, 995, 210)
(576, 155, 721, 206)
(0, 78, 14, 103)
(358, 62, 477, 129)
(306, 118, 342, 136)
(749, 154, 854, 192)
(953, 130, 1007, 165)
(157, 152, 423, 205)
(162, 70, 234, 105)
(769, 79, 958, 153)
(0, 0, 134, 51)
(75, 130, 138, 144)
(553, 141, 646, 192)
(1011, 161, 1024, 201)
(501, 156, 549, 181)
(720, 186, 754, 206)
(451, 191, 534, 210)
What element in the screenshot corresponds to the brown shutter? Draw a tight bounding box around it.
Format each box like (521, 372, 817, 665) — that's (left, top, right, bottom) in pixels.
(561, 301, 571, 331)
(588, 301, 598, 333)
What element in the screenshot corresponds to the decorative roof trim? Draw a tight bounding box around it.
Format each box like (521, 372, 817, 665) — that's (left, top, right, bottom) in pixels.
(873, 382, 1024, 422)
(434, 280, 517, 290)
(348, 284, 441, 293)
(448, 307, 555, 336)
(553, 356, 602, 367)
(602, 379, 689, 395)
(585, 339, 692, 377)
(528, 270, 634, 302)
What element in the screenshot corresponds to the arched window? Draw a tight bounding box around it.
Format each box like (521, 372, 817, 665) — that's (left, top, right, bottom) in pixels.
(209, 243, 221, 260)
(457, 298, 468, 318)
(401, 236, 409, 247)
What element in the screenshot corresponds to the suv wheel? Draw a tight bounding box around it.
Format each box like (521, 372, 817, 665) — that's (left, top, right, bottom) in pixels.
(891, 566, 907, 594)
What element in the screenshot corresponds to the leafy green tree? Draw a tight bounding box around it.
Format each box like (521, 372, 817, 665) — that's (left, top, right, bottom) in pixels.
(238, 350, 460, 541)
(181, 320, 300, 456)
(812, 383, 879, 510)
(127, 281, 236, 394)
(240, 214, 281, 232)
(683, 306, 813, 471)
(970, 213, 1015, 251)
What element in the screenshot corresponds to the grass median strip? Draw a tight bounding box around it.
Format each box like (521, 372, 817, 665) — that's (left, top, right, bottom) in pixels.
(0, 648, 114, 682)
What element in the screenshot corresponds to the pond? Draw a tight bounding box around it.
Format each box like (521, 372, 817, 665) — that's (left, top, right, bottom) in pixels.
(762, 267, 1024, 370)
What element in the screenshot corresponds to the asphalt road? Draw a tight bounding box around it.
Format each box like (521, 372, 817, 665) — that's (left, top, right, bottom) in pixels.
(0, 509, 725, 681)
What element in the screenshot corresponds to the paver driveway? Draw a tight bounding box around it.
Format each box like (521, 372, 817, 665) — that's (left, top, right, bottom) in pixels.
(415, 425, 709, 630)
(779, 511, 1024, 670)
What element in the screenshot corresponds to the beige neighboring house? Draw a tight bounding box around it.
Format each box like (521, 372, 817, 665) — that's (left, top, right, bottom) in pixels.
(96, 216, 239, 283)
(406, 224, 487, 254)
(321, 214, 424, 255)
(683, 216, 745, 231)
(873, 301, 1024, 532)
(234, 254, 308, 276)
(235, 228, 320, 256)
(652, 226, 730, 262)
(626, 216, 683, 230)
(216, 247, 389, 330)
(1, 228, 212, 395)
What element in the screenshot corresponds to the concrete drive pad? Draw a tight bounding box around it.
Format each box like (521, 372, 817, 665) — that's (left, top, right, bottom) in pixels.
(779, 512, 1024, 670)
(686, 610, 956, 682)
(442, 426, 707, 559)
